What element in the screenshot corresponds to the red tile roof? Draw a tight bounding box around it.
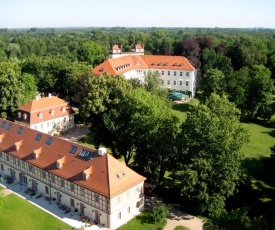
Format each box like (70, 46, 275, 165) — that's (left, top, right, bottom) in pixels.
(16, 96, 73, 125)
(92, 55, 195, 76)
(0, 118, 145, 198)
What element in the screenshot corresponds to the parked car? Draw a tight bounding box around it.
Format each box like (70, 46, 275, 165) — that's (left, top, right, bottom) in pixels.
(144, 183, 154, 195)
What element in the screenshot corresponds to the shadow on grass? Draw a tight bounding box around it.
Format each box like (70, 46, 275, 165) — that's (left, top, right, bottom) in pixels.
(242, 156, 275, 188)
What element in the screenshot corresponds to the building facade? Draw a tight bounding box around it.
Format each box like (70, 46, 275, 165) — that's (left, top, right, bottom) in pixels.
(14, 94, 75, 135)
(93, 44, 197, 96)
(0, 119, 146, 229)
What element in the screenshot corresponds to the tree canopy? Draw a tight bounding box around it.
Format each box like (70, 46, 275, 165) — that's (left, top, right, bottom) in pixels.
(176, 94, 249, 214)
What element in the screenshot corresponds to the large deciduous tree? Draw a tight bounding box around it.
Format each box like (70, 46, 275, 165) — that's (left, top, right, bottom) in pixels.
(0, 62, 25, 119)
(176, 94, 249, 214)
(201, 69, 226, 99)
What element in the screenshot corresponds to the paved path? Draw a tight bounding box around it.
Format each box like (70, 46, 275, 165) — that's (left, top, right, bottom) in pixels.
(60, 124, 90, 142)
(145, 196, 203, 230)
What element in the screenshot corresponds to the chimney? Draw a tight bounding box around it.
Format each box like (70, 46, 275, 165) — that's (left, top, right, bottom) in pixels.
(98, 147, 106, 156)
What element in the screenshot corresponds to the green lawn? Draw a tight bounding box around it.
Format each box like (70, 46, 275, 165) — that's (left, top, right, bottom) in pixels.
(0, 194, 70, 230)
(117, 211, 167, 230)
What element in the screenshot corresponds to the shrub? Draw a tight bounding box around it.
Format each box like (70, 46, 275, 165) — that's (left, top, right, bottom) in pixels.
(149, 205, 169, 223)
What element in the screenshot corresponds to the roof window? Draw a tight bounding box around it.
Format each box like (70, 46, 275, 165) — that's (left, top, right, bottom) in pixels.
(69, 145, 78, 154)
(78, 149, 95, 160)
(35, 133, 42, 141)
(17, 127, 23, 135)
(6, 123, 12, 131)
(45, 137, 53, 146)
(0, 121, 6, 128)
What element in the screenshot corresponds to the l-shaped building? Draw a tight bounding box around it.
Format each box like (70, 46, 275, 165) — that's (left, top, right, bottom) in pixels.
(0, 118, 146, 229)
(93, 44, 197, 96)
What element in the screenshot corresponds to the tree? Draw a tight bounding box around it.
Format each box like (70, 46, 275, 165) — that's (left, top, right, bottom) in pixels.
(176, 94, 249, 214)
(18, 73, 38, 102)
(243, 65, 273, 120)
(149, 205, 170, 223)
(203, 208, 267, 230)
(143, 70, 168, 97)
(78, 41, 108, 66)
(78, 74, 134, 161)
(0, 62, 25, 119)
(131, 88, 179, 184)
(201, 69, 226, 99)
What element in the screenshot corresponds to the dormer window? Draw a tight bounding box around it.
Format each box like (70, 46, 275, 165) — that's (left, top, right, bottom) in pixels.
(83, 166, 92, 180)
(23, 113, 27, 120)
(50, 110, 54, 116)
(62, 107, 66, 113)
(18, 112, 22, 118)
(38, 113, 43, 119)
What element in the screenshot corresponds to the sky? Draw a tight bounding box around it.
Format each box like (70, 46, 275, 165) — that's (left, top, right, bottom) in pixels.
(0, 0, 274, 29)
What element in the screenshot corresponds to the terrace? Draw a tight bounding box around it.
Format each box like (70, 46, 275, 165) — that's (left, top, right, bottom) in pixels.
(0, 178, 108, 230)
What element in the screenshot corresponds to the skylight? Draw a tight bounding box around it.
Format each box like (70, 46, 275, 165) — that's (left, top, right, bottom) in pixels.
(78, 149, 95, 160)
(45, 137, 53, 146)
(69, 145, 78, 154)
(6, 123, 12, 131)
(0, 121, 6, 128)
(17, 127, 23, 135)
(35, 133, 42, 141)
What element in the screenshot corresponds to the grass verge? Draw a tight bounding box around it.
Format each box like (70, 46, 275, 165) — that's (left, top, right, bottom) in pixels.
(0, 194, 70, 230)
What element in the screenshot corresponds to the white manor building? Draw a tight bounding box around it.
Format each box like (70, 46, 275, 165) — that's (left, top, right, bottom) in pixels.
(0, 118, 146, 229)
(14, 94, 75, 135)
(93, 44, 197, 96)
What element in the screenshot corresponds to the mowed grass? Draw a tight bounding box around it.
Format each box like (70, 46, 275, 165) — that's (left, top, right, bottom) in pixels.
(117, 211, 167, 230)
(0, 194, 69, 230)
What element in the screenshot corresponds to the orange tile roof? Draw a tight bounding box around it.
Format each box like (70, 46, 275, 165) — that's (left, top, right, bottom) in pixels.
(16, 96, 73, 125)
(0, 118, 145, 198)
(92, 55, 195, 76)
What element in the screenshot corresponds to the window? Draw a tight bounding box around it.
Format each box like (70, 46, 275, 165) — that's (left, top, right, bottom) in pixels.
(17, 127, 23, 135)
(180, 81, 183, 86)
(34, 125, 37, 130)
(1, 164, 3, 171)
(156, 70, 158, 74)
(70, 183, 74, 192)
(29, 165, 33, 173)
(70, 198, 75, 207)
(35, 133, 42, 141)
(161, 80, 164, 85)
(117, 212, 121, 219)
(18, 112, 22, 118)
(41, 171, 46, 179)
(13, 157, 16, 164)
(161, 71, 164, 75)
(61, 179, 64, 187)
(69, 145, 78, 154)
(168, 71, 170, 76)
(174, 71, 176, 76)
(80, 188, 84, 196)
(186, 81, 189, 86)
(180, 72, 183, 77)
(47, 122, 49, 128)
(128, 206, 131, 214)
(95, 194, 99, 203)
(6, 123, 12, 131)
(40, 124, 43, 129)
(45, 137, 53, 146)
(6, 155, 9, 161)
(117, 196, 121, 204)
(186, 72, 189, 77)
(45, 186, 49, 195)
(174, 81, 176, 85)
(0, 152, 2, 158)
(0, 121, 6, 128)
(167, 80, 170, 85)
(51, 175, 55, 183)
